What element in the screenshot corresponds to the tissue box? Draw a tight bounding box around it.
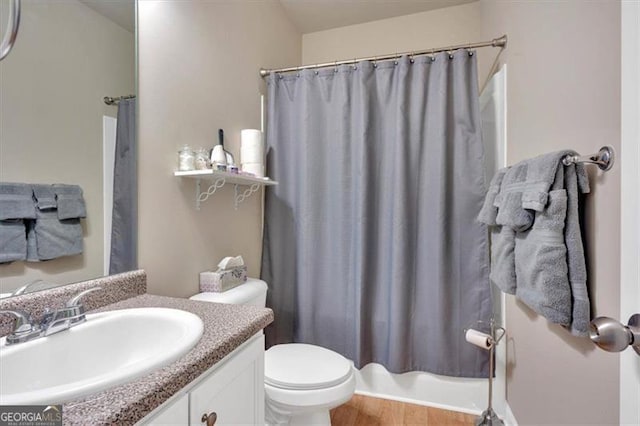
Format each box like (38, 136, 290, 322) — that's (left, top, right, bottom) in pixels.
(200, 266, 247, 292)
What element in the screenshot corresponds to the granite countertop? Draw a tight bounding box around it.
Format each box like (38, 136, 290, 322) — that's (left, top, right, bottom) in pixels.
(62, 294, 274, 425)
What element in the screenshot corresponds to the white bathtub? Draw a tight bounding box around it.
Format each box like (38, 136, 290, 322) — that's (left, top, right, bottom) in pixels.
(354, 339, 506, 417)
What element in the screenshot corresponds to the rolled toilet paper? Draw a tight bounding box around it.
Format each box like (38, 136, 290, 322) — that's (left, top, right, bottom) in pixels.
(241, 129, 264, 164)
(242, 163, 265, 178)
(465, 328, 492, 349)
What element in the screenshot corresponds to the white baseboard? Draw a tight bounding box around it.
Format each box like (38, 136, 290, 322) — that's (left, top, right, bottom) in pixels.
(504, 402, 518, 426)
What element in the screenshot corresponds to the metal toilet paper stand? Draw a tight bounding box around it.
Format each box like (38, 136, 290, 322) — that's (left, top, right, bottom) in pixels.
(465, 319, 506, 426)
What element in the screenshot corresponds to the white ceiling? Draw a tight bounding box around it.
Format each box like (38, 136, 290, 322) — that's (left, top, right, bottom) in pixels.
(76, 0, 477, 36)
(279, 0, 478, 34)
(78, 0, 135, 33)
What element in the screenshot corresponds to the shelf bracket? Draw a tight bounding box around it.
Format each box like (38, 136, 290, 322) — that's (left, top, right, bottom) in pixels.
(234, 183, 261, 210)
(195, 177, 226, 210)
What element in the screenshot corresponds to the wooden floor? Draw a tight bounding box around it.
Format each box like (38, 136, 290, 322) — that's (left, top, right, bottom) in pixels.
(330, 394, 476, 426)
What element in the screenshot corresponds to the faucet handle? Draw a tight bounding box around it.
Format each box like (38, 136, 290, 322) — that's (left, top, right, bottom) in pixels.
(66, 287, 102, 308)
(0, 309, 39, 343)
(0, 309, 35, 333)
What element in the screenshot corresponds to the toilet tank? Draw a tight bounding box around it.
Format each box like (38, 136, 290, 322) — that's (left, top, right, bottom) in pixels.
(189, 278, 268, 307)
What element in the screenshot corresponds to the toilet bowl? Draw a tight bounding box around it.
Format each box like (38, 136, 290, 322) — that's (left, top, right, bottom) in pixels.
(190, 279, 356, 425)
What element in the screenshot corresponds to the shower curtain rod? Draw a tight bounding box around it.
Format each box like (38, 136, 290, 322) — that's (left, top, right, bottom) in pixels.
(260, 34, 507, 77)
(103, 94, 136, 105)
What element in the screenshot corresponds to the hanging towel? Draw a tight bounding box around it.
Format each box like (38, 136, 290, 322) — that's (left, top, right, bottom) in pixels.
(515, 187, 572, 326)
(0, 219, 28, 263)
(53, 184, 86, 219)
(477, 168, 507, 226)
(28, 184, 83, 261)
(494, 163, 535, 231)
(0, 183, 34, 263)
(480, 151, 591, 337)
(32, 184, 57, 210)
(0, 183, 36, 220)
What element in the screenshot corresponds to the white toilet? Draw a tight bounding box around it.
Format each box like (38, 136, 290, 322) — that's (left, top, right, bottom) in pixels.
(190, 278, 356, 425)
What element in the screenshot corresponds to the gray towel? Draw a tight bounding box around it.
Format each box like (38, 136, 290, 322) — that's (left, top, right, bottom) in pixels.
(496, 151, 590, 228)
(26, 209, 83, 261)
(0, 183, 36, 220)
(515, 189, 572, 326)
(53, 184, 86, 219)
(481, 152, 591, 337)
(489, 226, 517, 294)
(0, 219, 27, 263)
(477, 168, 507, 226)
(27, 186, 84, 261)
(32, 184, 57, 210)
(494, 163, 535, 231)
(563, 165, 590, 335)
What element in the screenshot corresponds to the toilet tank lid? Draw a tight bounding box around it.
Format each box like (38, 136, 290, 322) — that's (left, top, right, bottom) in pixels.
(189, 278, 267, 304)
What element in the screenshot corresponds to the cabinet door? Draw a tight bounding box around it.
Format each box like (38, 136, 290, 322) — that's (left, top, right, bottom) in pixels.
(138, 392, 189, 425)
(190, 334, 265, 426)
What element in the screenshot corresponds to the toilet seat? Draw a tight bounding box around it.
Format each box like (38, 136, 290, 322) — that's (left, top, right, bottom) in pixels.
(265, 344, 353, 391)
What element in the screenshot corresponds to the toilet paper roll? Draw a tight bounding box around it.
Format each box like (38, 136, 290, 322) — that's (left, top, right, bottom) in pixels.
(465, 328, 492, 349)
(241, 147, 263, 164)
(241, 129, 264, 164)
(242, 163, 265, 177)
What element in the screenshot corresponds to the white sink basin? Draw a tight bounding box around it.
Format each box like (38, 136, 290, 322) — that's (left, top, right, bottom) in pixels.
(0, 307, 204, 405)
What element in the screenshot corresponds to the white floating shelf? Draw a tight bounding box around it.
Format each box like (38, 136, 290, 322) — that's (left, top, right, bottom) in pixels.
(174, 169, 278, 210)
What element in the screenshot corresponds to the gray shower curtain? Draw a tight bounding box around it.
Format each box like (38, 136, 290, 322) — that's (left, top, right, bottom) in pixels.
(262, 51, 491, 377)
(109, 98, 137, 274)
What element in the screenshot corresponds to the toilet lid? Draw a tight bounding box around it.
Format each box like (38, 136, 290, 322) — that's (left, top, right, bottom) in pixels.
(265, 344, 353, 391)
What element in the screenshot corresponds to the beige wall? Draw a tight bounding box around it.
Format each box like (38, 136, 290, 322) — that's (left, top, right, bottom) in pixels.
(137, 0, 301, 297)
(303, 2, 482, 68)
(481, 1, 621, 424)
(0, 0, 135, 294)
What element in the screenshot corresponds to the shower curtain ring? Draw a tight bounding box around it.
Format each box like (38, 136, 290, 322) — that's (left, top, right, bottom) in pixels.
(373, 56, 378, 68)
(430, 48, 436, 62)
(410, 52, 415, 63)
(314, 65, 319, 75)
(334, 60, 338, 73)
(394, 53, 399, 66)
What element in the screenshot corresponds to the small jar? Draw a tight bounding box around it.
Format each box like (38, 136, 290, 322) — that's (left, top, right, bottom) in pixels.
(194, 147, 209, 170)
(178, 145, 195, 171)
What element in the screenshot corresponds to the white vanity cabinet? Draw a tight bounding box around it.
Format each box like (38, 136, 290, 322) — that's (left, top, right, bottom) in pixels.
(139, 333, 265, 426)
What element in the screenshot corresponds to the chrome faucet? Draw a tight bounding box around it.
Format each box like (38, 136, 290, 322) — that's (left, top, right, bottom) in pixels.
(0, 287, 102, 345)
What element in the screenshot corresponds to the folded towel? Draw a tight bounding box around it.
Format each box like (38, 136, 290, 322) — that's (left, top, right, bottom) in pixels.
(32, 184, 57, 210)
(477, 168, 507, 226)
(0, 219, 27, 263)
(53, 184, 86, 219)
(26, 208, 83, 261)
(522, 151, 590, 210)
(494, 163, 535, 231)
(0, 183, 36, 220)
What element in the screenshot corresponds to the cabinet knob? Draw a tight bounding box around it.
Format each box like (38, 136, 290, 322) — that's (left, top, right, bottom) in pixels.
(201, 412, 217, 426)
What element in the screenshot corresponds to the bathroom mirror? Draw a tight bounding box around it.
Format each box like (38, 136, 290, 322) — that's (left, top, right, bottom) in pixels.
(0, 0, 137, 296)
